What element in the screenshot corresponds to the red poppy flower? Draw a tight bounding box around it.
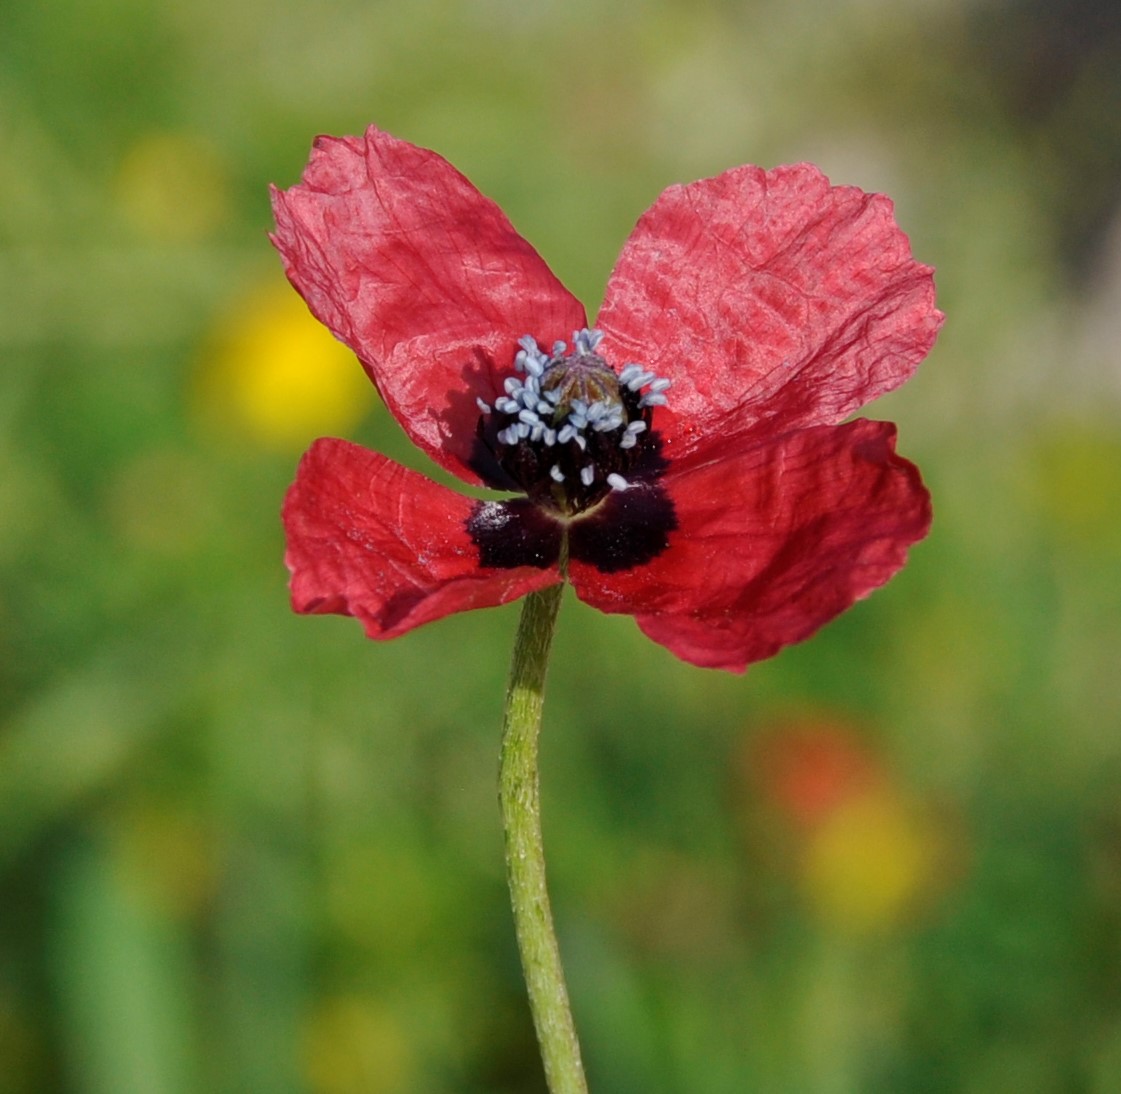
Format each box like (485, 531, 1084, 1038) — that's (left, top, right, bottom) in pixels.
(271, 125, 941, 672)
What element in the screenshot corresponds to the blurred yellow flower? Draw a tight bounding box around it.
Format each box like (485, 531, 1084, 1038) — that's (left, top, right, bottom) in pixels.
(1030, 427, 1121, 547)
(302, 994, 412, 1094)
(195, 279, 375, 451)
(802, 788, 936, 935)
(114, 131, 231, 243)
(108, 799, 216, 920)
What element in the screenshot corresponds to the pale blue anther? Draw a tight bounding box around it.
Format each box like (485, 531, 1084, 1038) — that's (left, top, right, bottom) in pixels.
(595, 412, 624, 433)
(476, 397, 492, 414)
(543, 428, 557, 446)
(639, 391, 668, 408)
(552, 340, 567, 357)
(517, 335, 550, 377)
(516, 422, 531, 439)
(504, 376, 522, 395)
(549, 465, 565, 483)
(626, 370, 656, 392)
(607, 473, 629, 491)
(618, 421, 647, 450)
(557, 424, 577, 445)
(580, 465, 595, 487)
(518, 408, 540, 425)
(574, 329, 604, 354)
(649, 377, 672, 393)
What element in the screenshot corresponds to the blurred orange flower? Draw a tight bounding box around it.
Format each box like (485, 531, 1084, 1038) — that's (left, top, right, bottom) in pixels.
(742, 716, 951, 934)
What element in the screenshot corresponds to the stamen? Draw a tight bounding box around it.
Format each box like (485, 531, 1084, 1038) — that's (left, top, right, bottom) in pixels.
(618, 420, 646, 449)
(573, 328, 605, 354)
(594, 411, 624, 433)
(482, 329, 672, 517)
(516, 335, 550, 377)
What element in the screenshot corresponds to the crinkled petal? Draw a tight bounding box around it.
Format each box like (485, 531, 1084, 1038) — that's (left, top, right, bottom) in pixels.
(271, 126, 587, 486)
(597, 164, 942, 462)
(283, 438, 559, 639)
(567, 419, 930, 672)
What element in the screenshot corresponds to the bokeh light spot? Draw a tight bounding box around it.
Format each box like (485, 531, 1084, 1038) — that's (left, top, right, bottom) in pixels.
(1030, 427, 1121, 547)
(302, 994, 412, 1094)
(194, 279, 375, 451)
(114, 132, 231, 243)
(803, 789, 934, 935)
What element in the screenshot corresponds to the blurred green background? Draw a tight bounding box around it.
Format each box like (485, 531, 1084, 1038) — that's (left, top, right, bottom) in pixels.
(3, 0, 1121, 1091)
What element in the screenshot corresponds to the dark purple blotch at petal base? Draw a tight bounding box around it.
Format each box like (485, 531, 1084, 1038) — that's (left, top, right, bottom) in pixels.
(467, 485, 677, 574)
(567, 484, 677, 573)
(468, 499, 563, 570)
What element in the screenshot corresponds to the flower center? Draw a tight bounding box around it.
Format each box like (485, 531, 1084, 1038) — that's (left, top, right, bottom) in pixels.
(476, 329, 671, 517)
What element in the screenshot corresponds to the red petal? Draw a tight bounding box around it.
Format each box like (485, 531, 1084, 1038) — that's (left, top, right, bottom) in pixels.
(270, 127, 587, 485)
(597, 164, 942, 462)
(283, 438, 559, 638)
(567, 420, 931, 672)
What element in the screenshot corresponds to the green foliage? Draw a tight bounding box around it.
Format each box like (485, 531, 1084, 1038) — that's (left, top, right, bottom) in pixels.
(3, 1, 1121, 1091)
